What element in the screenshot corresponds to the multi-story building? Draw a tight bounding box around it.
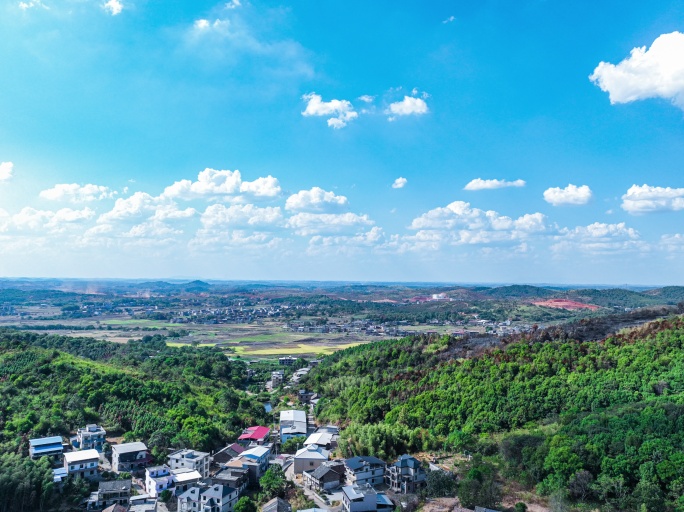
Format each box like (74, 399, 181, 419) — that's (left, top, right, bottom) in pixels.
(303, 460, 345, 492)
(385, 455, 427, 494)
(238, 426, 271, 446)
(344, 456, 386, 487)
(145, 465, 202, 498)
(111, 442, 151, 473)
(271, 371, 285, 388)
(278, 356, 298, 366)
(168, 449, 211, 479)
(177, 484, 239, 512)
(293, 444, 329, 475)
(279, 410, 307, 442)
(64, 449, 100, 480)
(76, 424, 107, 451)
(86, 479, 132, 510)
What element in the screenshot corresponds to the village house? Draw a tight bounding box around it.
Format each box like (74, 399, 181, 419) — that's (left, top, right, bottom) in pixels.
(303, 460, 346, 492)
(293, 444, 329, 474)
(385, 455, 427, 494)
(145, 465, 202, 498)
(238, 426, 271, 446)
(223, 444, 272, 484)
(280, 410, 307, 442)
(271, 371, 285, 388)
(64, 449, 100, 480)
(111, 442, 151, 473)
(304, 432, 336, 450)
(86, 479, 132, 510)
(212, 443, 244, 467)
(169, 448, 211, 479)
(177, 483, 239, 512)
(278, 356, 298, 366)
(29, 436, 64, 461)
(341, 484, 394, 512)
(212, 466, 249, 494)
(344, 456, 386, 487)
(75, 424, 107, 451)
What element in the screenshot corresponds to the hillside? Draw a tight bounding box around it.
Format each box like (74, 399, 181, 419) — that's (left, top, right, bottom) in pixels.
(306, 317, 684, 510)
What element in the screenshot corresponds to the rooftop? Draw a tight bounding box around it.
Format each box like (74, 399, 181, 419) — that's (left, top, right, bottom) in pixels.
(64, 449, 99, 464)
(99, 480, 132, 492)
(112, 442, 147, 454)
(295, 445, 329, 460)
(238, 425, 271, 441)
(241, 445, 270, 458)
(30, 436, 63, 447)
(169, 448, 210, 460)
(280, 410, 307, 423)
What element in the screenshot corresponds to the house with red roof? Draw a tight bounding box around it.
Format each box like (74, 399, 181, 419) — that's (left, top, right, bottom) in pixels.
(238, 426, 271, 446)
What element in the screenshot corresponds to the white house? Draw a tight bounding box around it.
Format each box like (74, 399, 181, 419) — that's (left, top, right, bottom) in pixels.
(145, 465, 202, 498)
(111, 442, 151, 473)
(75, 424, 107, 451)
(168, 449, 211, 479)
(177, 484, 239, 512)
(64, 449, 100, 480)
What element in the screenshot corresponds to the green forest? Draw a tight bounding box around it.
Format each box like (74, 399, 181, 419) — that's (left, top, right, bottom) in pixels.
(0, 329, 268, 510)
(305, 318, 684, 511)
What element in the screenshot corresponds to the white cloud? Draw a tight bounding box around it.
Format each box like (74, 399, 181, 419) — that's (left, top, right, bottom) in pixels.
(9, 207, 95, 232)
(464, 178, 526, 191)
(358, 95, 375, 103)
(103, 0, 123, 16)
(0, 162, 13, 182)
(194, 19, 211, 29)
(285, 187, 348, 213)
(590, 32, 684, 110)
(286, 212, 373, 236)
(200, 203, 282, 229)
(552, 222, 644, 254)
(543, 184, 592, 206)
(442, 16, 455, 24)
(225, 0, 241, 9)
(40, 183, 116, 202)
(239, 175, 282, 198)
(385, 96, 429, 118)
(407, 201, 546, 250)
(162, 168, 280, 200)
(97, 192, 160, 223)
(621, 184, 684, 214)
(392, 177, 407, 189)
(301, 93, 358, 129)
(18, 0, 47, 10)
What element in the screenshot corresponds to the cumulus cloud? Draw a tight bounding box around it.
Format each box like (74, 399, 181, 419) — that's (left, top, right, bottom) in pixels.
(358, 95, 375, 103)
(18, 1, 47, 10)
(543, 184, 592, 206)
(0, 162, 13, 182)
(404, 201, 546, 251)
(10, 207, 95, 232)
(162, 168, 281, 200)
(301, 93, 358, 129)
(385, 96, 429, 120)
(200, 204, 282, 229)
(286, 212, 373, 236)
(621, 184, 684, 214)
(392, 177, 407, 189)
(40, 183, 116, 202)
(102, 0, 123, 16)
(285, 187, 348, 213)
(225, 0, 241, 9)
(552, 222, 644, 254)
(464, 178, 526, 191)
(97, 192, 160, 223)
(590, 32, 684, 109)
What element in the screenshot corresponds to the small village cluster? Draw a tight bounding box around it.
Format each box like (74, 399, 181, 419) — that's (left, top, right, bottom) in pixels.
(27, 410, 431, 512)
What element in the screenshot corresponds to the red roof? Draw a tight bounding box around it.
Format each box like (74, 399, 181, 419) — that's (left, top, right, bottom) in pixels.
(238, 426, 271, 441)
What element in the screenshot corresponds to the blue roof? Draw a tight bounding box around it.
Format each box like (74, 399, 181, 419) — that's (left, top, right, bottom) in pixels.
(30, 436, 63, 447)
(32, 444, 63, 455)
(53, 468, 68, 483)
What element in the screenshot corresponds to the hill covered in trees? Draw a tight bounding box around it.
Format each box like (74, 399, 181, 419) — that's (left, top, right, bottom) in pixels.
(305, 317, 684, 510)
(0, 330, 267, 508)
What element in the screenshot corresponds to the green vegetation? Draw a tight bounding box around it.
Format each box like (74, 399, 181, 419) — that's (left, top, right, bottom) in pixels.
(0, 329, 268, 510)
(307, 318, 684, 510)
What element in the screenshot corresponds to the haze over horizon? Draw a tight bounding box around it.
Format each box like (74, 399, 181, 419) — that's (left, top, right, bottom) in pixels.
(2, 1, 684, 284)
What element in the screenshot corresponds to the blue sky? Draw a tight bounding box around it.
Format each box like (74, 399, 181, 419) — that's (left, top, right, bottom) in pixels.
(1, 0, 684, 284)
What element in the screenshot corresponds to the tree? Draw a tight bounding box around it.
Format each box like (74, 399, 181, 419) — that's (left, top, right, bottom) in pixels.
(235, 496, 257, 512)
(514, 502, 527, 512)
(567, 470, 593, 501)
(290, 490, 315, 511)
(259, 466, 288, 500)
(159, 489, 172, 503)
(426, 470, 458, 498)
(281, 436, 306, 454)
